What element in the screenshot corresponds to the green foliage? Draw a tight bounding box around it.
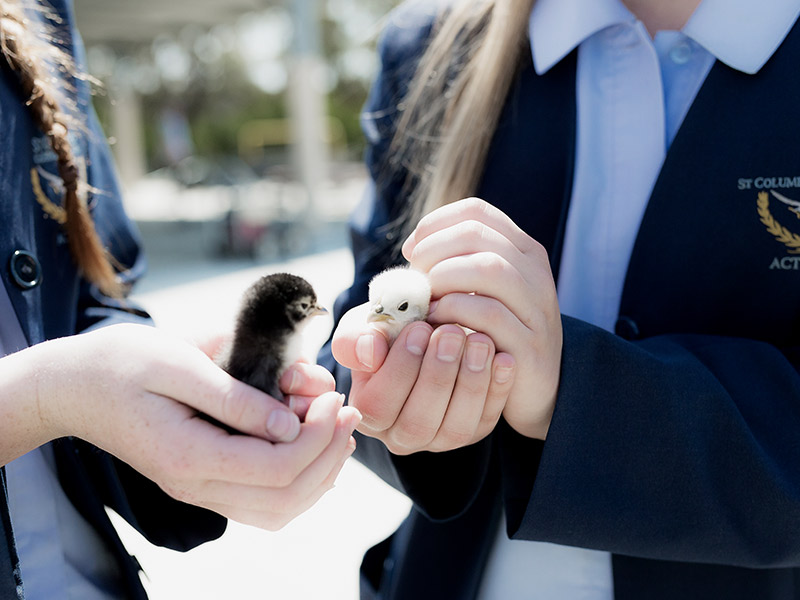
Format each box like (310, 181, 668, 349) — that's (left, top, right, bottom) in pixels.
(87, 0, 402, 172)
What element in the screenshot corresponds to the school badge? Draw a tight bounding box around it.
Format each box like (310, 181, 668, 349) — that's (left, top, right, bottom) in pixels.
(29, 133, 88, 227)
(758, 190, 800, 270)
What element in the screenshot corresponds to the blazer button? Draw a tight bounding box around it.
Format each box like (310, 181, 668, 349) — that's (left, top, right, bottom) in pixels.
(615, 316, 640, 340)
(9, 250, 42, 289)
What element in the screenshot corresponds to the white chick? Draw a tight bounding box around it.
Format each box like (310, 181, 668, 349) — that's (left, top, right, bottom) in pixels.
(367, 266, 431, 344)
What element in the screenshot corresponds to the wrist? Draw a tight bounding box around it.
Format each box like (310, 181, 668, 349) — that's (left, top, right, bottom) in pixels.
(0, 340, 70, 464)
(503, 392, 556, 441)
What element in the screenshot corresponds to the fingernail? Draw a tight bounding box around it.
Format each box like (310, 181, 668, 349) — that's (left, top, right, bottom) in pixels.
(286, 368, 302, 394)
(405, 325, 429, 356)
(437, 332, 464, 363)
(267, 410, 299, 441)
(495, 365, 514, 384)
(428, 300, 439, 315)
(465, 342, 490, 372)
(356, 335, 374, 369)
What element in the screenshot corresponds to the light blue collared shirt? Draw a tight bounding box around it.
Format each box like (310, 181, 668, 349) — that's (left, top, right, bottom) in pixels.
(478, 1, 800, 598)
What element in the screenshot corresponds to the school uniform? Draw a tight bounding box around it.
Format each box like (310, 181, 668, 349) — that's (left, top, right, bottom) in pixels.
(0, 2, 225, 598)
(319, 0, 800, 597)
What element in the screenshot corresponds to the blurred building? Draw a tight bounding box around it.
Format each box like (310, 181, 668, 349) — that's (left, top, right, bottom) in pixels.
(74, 0, 330, 205)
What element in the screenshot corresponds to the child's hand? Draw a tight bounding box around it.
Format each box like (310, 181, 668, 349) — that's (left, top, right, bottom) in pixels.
(332, 301, 515, 455)
(403, 197, 562, 439)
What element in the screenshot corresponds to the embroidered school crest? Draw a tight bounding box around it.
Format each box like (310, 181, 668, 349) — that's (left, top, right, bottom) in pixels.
(757, 190, 800, 270)
(29, 133, 88, 227)
(758, 190, 800, 253)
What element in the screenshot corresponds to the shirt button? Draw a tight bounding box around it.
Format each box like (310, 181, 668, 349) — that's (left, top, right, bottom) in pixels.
(615, 316, 640, 341)
(9, 250, 42, 289)
(669, 42, 692, 64)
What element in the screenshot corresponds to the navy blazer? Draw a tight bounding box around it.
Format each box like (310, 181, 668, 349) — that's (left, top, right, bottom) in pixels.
(320, 1, 800, 598)
(0, 2, 225, 599)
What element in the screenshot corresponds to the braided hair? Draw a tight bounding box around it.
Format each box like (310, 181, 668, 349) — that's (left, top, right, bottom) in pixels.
(0, 0, 122, 297)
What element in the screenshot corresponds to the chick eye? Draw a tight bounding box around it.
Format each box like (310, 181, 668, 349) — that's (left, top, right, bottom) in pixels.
(397, 301, 409, 312)
(300, 302, 310, 311)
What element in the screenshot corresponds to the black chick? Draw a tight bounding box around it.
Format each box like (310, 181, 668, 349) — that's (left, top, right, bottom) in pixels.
(220, 272, 327, 401)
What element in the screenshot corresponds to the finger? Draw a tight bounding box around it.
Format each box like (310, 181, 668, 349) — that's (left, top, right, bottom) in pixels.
(406, 218, 529, 275)
(349, 322, 432, 431)
(144, 345, 303, 443)
(387, 325, 466, 452)
(403, 197, 537, 258)
(427, 292, 532, 354)
(331, 303, 390, 372)
(429, 253, 546, 326)
(428, 332, 494, 452)
(481, 352, 516, 434)
(280, 362, 335, 397)
(202, 423, 358, 531)
(189, 391, 346, 486)
(199, 409, 359, 513)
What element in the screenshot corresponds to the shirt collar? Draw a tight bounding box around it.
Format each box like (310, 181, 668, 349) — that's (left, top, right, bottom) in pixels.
(683, 0, 800, 74)
(529, 0, 634, 75)
(530, 0, 800, 76)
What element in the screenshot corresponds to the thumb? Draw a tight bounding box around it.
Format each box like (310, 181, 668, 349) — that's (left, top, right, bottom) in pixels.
(331, 304, 389, 372)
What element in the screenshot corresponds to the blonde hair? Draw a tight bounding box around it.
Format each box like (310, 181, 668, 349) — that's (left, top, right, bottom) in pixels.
(0, 0, 122, 297)
(391, 0, 535, 236)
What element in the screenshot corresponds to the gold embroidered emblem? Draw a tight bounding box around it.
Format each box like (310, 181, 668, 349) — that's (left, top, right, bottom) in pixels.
(30, 167, 67, 225)
(757, 191, 800, 254)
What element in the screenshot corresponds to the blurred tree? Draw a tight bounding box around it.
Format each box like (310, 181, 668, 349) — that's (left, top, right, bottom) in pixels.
(88, 0, 399, 176)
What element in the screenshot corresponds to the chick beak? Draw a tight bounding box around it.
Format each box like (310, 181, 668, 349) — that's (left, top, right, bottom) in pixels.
(368, 304, 392, 323)
(311, 305, 328, 318)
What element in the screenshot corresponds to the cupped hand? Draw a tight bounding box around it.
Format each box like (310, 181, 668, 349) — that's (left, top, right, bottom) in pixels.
(332, 302, 516, 455)
(193, 332, 335, 422)
(402, 197, 562, 439)
(32, 323, 360, 530)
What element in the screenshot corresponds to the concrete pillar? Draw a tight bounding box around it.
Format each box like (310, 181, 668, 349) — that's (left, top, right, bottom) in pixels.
(287, 0, 329, 228)
(108, 76, 147, 188)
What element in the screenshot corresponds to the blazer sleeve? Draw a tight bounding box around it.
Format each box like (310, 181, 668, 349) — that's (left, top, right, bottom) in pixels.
(500, 316, 800, 569)
(318, 0, 495, 521)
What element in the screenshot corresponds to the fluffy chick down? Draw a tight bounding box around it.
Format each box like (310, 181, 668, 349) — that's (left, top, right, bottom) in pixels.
(367, 266, 431, 343)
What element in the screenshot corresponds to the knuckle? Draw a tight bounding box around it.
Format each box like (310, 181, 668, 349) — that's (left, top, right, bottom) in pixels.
(388, 419, 437, 451)
(474, 251, 505, 274)
(530, 238, 549, 261)
(461, 196, 488, 216)
(349, 394, 396, 432)
(437, 427, 474, 450)
(269, 462, 300, 488)
(219, 385, 249, 428)
(480, 405, 504, 428)
(456, 220, 489, 244)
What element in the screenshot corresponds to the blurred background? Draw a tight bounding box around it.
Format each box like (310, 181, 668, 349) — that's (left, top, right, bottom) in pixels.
(72, 0, 411, 597)
(76, 0, 397, 267)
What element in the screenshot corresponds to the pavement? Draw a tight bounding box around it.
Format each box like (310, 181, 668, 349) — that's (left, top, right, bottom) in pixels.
(114, 172, 411, 600)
